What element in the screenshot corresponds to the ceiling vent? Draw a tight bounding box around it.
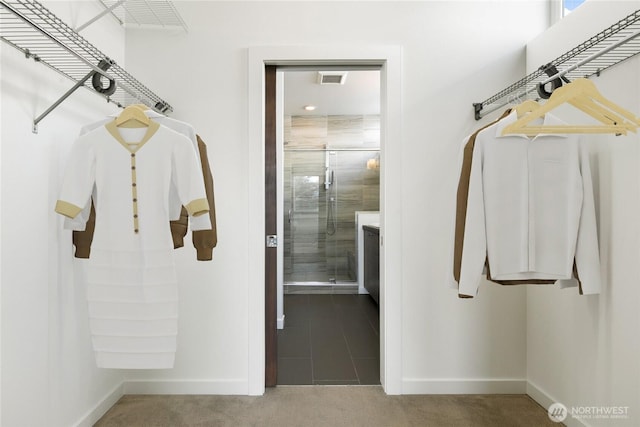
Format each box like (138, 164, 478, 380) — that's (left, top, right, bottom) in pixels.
(317, 71, 348, 85)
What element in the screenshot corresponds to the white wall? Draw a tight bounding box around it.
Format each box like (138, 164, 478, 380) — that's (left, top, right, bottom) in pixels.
(1, 2, 126, 426)
(19, 2, 640, 424)
(526, 2, 640, 426)
(123, 1, 548, 394)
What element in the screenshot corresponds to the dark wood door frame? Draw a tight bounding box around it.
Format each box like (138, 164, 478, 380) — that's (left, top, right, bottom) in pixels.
(264, 64, 384, 388)
(264, 65, 278, 387)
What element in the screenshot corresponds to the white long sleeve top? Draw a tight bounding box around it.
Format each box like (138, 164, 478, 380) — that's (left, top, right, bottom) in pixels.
(55, 122, 208, 249)
(65, 110, 211, 231)
(458, 111, 601, 297)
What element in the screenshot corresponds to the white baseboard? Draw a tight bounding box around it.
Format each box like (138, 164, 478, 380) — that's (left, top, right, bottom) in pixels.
(123, 379, 249, 395)
(73, 382, 124, 427)
(70, 377, 589, 427)
(527, 381, 589, 427)
(402, 378, 527, 394)
(526, 381, 556, 414)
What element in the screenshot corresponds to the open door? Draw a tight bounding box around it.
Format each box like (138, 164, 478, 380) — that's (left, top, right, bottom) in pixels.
(265, 65, 278, 387)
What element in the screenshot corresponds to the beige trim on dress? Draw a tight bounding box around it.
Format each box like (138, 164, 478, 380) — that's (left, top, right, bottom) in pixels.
(104, 119, 160, 153)
(55, 200, 83, 218)
(185, 198, 209, 217)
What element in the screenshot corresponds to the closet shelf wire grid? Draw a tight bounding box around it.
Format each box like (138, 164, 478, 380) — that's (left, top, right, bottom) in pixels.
(99, 0, 188, 31)
(474, 9, 640, 120)
(0, 0, 173, 131)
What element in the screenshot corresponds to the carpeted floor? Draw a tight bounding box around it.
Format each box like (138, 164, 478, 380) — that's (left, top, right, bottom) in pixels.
(94, 386, 558, 427)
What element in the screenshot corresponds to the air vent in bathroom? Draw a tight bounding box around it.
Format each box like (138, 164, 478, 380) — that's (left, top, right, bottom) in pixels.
(317, 71, 348, 85)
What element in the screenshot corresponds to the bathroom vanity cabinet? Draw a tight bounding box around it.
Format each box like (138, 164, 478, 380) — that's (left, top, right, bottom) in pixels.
(363, 225, 380, 304)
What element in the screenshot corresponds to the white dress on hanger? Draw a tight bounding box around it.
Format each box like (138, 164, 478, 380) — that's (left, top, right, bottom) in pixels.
(55, 120, 208, 368)
(65, 110, 211, 232)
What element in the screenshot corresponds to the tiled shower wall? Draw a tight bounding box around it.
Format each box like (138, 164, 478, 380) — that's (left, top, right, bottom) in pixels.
(283, 115, 380, 283)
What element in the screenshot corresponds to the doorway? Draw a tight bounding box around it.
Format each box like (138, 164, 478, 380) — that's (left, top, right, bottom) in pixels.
(248, 46, 402, 395)
(277, 68, 382, 385)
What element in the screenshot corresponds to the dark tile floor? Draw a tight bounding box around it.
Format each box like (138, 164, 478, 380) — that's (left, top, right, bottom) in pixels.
(277, 293, 380, 385)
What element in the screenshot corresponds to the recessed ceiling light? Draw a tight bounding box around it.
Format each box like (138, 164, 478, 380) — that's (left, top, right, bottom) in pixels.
(304, 105, 317, 111)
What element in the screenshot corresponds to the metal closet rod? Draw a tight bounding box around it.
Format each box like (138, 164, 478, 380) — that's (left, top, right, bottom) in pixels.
(473, 8, 640, 120)
(2, 1, 120, 80)
(476, 27, 640, 119)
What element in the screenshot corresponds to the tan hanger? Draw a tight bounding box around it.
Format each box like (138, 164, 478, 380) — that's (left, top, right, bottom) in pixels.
(129, 103, 151, 111)
(115, 105, 150, 128)
(515, 99, 541, 118)
(502, 78, 640, 136)
(514, 97, 628, 134)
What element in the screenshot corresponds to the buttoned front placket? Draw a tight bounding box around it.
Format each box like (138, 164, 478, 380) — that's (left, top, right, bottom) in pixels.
(131, 152, 139, 234)
(497, 114, 556, 275)
(512, 136, 531, 274)
(526, 137, 536, 271)
(104, 119, 161, 235)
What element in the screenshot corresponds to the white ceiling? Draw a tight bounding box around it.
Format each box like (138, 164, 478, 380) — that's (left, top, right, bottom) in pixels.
(283, 69, 380, 116)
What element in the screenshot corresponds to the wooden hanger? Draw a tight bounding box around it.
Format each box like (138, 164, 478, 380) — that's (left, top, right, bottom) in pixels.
(129, 103, 150, 111)
(515, 99, 541, 118)
(514, 98, 623, 130)
(502, 78, 640, 136)
(115, 105, 150, 128)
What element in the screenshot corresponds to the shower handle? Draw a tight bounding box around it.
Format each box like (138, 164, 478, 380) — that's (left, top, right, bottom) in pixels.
(324, 168, 333, 189)
(288, 208, 292, 224)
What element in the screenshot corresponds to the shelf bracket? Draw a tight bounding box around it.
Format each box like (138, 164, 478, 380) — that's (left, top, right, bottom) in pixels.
(33, 59, 114, 134)
(75, 0, 126, 32)
(473, 103, 483, 121)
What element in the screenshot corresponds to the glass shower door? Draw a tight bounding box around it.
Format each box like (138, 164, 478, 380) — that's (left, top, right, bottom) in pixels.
(324, 150, 379, 283)
(284, 151, 327, 283)
(284, 149, 380, 285)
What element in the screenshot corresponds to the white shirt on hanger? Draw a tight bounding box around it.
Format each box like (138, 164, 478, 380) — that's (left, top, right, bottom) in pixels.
(458, 111, 601, 297)
(65, 110, 212, 231)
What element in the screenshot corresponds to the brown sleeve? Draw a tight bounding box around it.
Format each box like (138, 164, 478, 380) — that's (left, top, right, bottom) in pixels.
(453, 135, 477, 283)
(574, 260, 583, 295)
(170, 207, 189, 249)
(72, 202, 95, 259)
(454, 108, 512, 283)
(192, 135, 217, 261)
